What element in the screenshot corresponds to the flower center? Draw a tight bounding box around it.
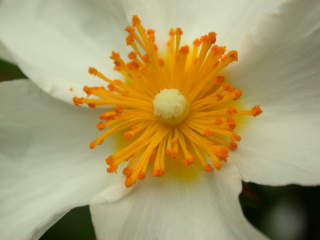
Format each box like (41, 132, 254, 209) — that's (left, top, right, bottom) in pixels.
(153, 89, 189, 125)
(72, 15, 263, 187)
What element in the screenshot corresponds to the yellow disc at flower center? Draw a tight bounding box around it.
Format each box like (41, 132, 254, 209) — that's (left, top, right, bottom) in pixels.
(153, 89, 190, 125)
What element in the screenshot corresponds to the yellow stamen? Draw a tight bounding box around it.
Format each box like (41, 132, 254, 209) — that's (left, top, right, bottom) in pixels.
(73, 15, 263, 187)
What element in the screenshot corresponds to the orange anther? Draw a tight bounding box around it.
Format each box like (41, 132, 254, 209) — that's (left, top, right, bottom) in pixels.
(227, 118, 236, 126)
(227, 107, 237, 115)
(82, 86, 91, 95)
(110, 51, 120, 60)
(99, 115, 114, 121)
(176, 27, 183, 35)
(158, 169, 164, 177)
(88, 103, 96, 108)
(227, 50, 238, 61)
(204, 164, 213, 172)
(72, 97, 82, 106)
(193, 38, 201, 46)
(166, 148, 176, 157)
(214, 117, 223, 125)
(219, 155, 228, 162)
(147, 29, 155, 35)
(208, 32, 216, 44)
(154, 169, 165, 176)
(106, 156, 114, 165)
(212, 61, 219, 68)
(113, 61, 121, 67)
(142, 54, 150, 63)
(214, 76, 225, 84)
(114, 65, 121, 71)
(171, 151, 179, 159)
(127, 61, 139, 70)
(126, 35, 134, 45)
(233, 90, 243, 100)
(169, 28, 175, 36)
(128, 51, 137, 60)
(212, 46, 226, 55)
(179, 45, 189, 54)
(219, 156, 228, 162)
(229, 142, 238, 150)
(200, 35, 209, 42)
(183, 156, 195, 166)
(113, 80, 122, 86)
(125, 177, 136, 188)
(107, 165, 117, 173)
(100, 111, 116, 120)
(166, 149, 173, 155)
(203, 130, 212, 137)
(130, 125, 139, 130)
(108, 83, 115, 91)
(158, 58, 165, 66)
(132, 15, 141, 26)
(114, 106, 122, 113)
(125, 26, 134, 34)
(228, 121, 236, 130)
(213, 161, 222, 170)
(96, 122, 106, 130)
(89, 141, 96, 150)
(122, 167, 132, 177)
(227, 87, 235, 93)
(171, 139, 178, 145)
(252, 105, 263, 116)
(232, 134, 241, 142)
(216, 94, 223, 101)
(138, 172, 146, 180)
(223, 83, 231, 91)
(88, 67, 98, 75)
(220, 146, 229, 154)
(213, 147, 228, 160)
(149, 34, 155, 41)
(124, 131, 134, 138)
(151, 169, 158, 176)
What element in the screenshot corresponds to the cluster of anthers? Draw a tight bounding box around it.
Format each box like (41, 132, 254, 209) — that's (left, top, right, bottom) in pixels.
(73, 16, 262, 187)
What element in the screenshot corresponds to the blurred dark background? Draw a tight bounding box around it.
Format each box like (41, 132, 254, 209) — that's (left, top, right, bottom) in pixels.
(1, 59, 320, 240)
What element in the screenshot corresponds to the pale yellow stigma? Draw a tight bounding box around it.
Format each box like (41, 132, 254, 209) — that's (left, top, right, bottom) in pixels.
(72, 15, 263, 188)
(153, 89, 189, 125)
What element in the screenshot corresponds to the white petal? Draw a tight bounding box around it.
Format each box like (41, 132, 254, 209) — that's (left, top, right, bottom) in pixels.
(91, 163, 268, 240)
(121, 0, 286, 48)
(0, 41, 14, 63)
(229, 0, 320, 185)
(0, 0, 285, 103)
(0, 80, 120, 240)
(0, 0, 128, 104)
(90, 181, 132, 205)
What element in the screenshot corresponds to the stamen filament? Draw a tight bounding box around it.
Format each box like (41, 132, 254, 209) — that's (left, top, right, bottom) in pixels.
(73, 15, 262, 187)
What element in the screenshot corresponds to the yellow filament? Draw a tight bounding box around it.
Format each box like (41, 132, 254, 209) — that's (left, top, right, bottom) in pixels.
(73, 15, 262, 187)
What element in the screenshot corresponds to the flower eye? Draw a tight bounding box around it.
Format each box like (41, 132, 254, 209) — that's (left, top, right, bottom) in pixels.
(73, 15, 262, 187)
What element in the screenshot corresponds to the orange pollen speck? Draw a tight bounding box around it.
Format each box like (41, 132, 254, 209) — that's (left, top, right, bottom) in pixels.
(72, 15, 263, 187)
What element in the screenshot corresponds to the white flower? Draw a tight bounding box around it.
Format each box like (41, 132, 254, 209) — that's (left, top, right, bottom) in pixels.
(0, 0, 320, 240)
